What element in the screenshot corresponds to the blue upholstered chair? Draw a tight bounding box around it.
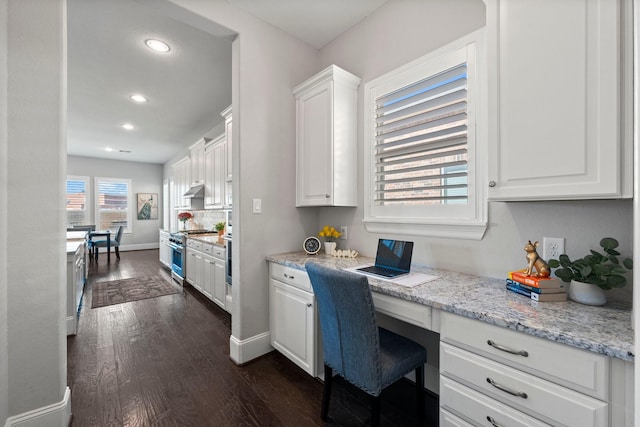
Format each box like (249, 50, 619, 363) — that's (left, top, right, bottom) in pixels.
(91, 225, 124, 261)
(305, 262, 427, 426)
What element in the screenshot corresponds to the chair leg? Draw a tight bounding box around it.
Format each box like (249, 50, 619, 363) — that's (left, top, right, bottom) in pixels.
(321, 364, 333, 421)
(371, 395, 380, 427)
(116, 246, 120, 260)
(416, 365, 425, 426)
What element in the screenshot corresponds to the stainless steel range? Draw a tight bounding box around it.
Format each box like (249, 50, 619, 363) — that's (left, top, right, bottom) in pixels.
(168, 232, 186, 283)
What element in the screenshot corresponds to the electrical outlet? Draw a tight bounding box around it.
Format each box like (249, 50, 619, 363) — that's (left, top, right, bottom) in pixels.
(542, 237, 565, 261)
(340, 226, 348, 240)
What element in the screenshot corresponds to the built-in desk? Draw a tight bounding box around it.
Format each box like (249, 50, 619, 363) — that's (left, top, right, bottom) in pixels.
(267, 252, 634, 426)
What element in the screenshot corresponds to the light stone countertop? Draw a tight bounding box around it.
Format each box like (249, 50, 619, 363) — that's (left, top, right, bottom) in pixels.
(266, 252, 634, 362)
(187, 234, 226, 248)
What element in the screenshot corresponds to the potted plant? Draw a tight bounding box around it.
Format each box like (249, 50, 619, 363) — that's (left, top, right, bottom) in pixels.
(318, 225, 341, 255)
(548, 237, 633, 306)
(215, 221, 226, 243)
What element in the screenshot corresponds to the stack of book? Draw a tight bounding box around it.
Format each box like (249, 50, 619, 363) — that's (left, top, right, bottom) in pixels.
(506, 270, 568, 302)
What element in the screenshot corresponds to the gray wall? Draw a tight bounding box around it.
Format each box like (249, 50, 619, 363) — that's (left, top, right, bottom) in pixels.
(1, 0, 67, 423)
(68, 155, 164, 249)
(317, 0, 634, 302)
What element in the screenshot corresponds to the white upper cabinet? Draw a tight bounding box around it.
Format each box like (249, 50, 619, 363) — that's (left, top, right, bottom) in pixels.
(172, 157, 191, 208)
(204, 134, 225, 210)
(189, 138, 206, 185)
(221, 105, 232, 208)
(486, 0, 632, 201)
(294, 65, 361, 207)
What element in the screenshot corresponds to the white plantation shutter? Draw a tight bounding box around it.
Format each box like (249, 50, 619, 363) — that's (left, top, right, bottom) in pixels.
(66, 175, 90, 226)
(374, 63, 468, 205)
(95, 177, 132, 233)
(363, 33, 487, 240)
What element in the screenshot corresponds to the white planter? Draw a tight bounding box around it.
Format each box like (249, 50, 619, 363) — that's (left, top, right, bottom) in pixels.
(324, 241, 336, 255)
(569, 280, 607, 306)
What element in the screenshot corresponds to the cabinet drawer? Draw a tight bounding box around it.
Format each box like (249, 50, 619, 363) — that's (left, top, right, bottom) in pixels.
(439, 409, 474, 427)
(186, 239, 203, 250)
(440, 343, 607, 427)
(371, 291, 431, 329)
(440, 312, 608, 400)
(440, 376, 550, 427)
(201, 242, 213, 255)
(211, 246, 225, 260)
(270, 263, 311, 292)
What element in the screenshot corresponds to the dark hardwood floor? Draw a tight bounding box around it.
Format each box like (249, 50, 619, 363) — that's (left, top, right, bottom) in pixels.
(67, 249, 438, 426)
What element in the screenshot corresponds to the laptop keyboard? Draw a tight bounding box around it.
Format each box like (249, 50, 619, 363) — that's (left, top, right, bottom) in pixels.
(358, 265, 406, 277)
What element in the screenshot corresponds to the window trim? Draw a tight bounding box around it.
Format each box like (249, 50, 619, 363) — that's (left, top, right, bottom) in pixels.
(94, 176, 133, 234)
(363, 30, 487, 240)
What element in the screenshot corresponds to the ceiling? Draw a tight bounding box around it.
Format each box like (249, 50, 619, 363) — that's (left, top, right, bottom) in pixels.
(66, 0, 389, 164)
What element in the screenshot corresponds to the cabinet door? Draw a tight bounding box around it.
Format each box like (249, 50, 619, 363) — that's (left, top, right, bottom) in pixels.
(296, 79, 333, 207)
(212, 141, 225, 209)
(204, 146, 215, 208)
(194, 251, 204, 292)
(487, 0, 630, 200)
(224, 114, 232, 182)
(212, 257, 226, 309)
(190, 140, 205, 185)
(202, 255, 214, 300)
(269, 278, 315, 375)
(186, 247, 196, 286)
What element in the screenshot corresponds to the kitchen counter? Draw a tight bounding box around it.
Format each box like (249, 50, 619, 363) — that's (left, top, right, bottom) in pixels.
(266, 252, 634, 362)
(187, 233, 225, 248)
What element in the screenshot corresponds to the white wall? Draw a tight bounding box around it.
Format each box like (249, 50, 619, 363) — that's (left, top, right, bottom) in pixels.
(68, 155, 164, 248)
(0, 0, 8, 422)
(317, 0, 634, 303)
(2, 0, 68, 424)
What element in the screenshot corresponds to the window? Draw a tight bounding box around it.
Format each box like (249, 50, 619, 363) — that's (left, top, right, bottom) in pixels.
(95, 177, 132, 233)
(363, 31, 487, 240)
(66, 175, 90, 226)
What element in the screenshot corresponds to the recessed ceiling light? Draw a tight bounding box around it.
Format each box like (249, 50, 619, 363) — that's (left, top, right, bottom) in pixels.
(129, 94, 148, 103)
(121, 123, 135, 130)
(145, 39, 170, 53)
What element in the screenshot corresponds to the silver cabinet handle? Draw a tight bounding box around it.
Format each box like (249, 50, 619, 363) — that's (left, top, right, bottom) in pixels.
(488, 180, 496, 187)
(486, 378, 528, 399)
(487, 340, 528, 357)
(325, 193, 330, 198)
(284, 273, 294, 279)
(486, 416, 504, 427)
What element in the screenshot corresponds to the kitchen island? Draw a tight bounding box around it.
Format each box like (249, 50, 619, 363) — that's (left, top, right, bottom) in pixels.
(267, 252, 634, 426)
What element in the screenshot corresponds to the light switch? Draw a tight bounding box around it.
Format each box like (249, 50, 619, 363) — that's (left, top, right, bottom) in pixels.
(252, 198, 262, 214)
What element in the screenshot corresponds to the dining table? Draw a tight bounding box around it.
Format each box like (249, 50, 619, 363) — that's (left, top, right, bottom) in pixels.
(89, 230, 112, 262)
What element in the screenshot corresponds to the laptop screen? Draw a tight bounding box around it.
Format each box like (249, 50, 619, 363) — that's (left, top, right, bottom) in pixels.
(375, 239, 414, 272)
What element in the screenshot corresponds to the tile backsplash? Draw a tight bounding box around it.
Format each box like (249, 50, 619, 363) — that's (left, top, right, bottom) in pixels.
(188, 210, 226, 231)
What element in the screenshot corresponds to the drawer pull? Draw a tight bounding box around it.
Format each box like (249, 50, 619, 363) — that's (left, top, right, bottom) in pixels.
(486, 416, 504, 427)
(306, 303, 312, 308)
(487, 340, 528, 357)
(284, 273, 295, 279)
(486, 378, 528, 399)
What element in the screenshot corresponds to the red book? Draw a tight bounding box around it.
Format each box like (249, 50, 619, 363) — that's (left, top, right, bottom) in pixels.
(508, 270, 564, 289)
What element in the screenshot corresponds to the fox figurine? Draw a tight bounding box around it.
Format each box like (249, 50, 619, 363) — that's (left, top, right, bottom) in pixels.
(524, 240, 550, 277)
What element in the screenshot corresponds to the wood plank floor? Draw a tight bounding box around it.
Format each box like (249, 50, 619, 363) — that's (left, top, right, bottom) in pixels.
(67, 249, 438, 426)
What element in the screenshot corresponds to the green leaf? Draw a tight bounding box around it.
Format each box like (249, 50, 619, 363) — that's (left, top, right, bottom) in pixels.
(623, 258, 633, 270)
(555, 268, 573, 282)
(559, 254, 572, 268)
(608, 255, 619, 264)
(578, 265, 592, 277)
(600, 237, 619, 250)
(548, 259, 560, 268)
(606, 275, 627, 288)
(605, 249, 621, 256)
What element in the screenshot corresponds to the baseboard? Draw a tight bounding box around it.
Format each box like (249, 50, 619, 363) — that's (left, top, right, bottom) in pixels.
(94, 243, 159, 253)
(66, 316, 76, 336)
(229, 332, 273, 365)
(4, 386, 71, 427)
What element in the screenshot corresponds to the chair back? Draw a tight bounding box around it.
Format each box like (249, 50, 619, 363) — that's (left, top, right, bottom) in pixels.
(305, 262, 382, 395)
(114, 225, 124, 243)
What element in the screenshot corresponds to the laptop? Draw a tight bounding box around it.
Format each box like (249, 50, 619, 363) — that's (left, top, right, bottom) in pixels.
(357, 239, 414, 278)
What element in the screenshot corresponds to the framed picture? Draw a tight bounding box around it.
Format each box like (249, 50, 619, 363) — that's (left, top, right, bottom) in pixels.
(137, 193, 158, 220)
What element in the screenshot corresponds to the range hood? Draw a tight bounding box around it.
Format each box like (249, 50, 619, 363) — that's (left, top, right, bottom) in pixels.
(183, 184, 204, 198)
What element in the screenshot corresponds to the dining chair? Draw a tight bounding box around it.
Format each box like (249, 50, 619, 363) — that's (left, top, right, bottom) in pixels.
(92, 225, 124, 261)
(305, 262, 427, 426)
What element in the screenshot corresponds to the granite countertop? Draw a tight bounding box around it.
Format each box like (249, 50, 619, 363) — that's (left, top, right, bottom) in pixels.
(187, 234, 226, 248)
(266, 252, 634, 363)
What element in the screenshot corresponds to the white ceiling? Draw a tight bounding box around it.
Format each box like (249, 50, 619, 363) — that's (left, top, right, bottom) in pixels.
(67, 0, 389, 164)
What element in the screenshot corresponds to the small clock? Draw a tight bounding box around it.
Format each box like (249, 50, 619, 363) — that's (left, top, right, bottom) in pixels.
(303, 236, 321, 255)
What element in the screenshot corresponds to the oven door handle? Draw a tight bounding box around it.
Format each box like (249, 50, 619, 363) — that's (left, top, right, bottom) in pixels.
(168, 242, 183, 252)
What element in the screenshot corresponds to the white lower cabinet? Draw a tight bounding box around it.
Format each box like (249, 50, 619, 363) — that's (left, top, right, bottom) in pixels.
(159, 230, 171, 268)
(269, 262, 317, 376)
(186, 238, 226, 310)
(439, 311, 632, 427)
